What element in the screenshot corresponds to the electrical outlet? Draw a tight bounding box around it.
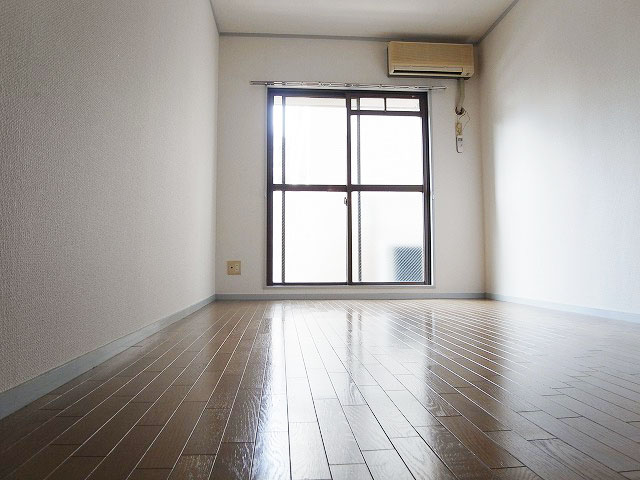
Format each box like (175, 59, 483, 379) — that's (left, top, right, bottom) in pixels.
(227, 260, 241, 275)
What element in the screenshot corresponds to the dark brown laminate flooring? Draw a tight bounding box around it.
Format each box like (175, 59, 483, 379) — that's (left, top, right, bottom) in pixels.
(1, 299, 640, 479)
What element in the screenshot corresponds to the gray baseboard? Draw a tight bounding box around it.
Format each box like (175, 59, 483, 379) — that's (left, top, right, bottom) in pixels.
(486, 293, 640, 325)
(0, 294, 215, 420)
(215, 292, 485, 300)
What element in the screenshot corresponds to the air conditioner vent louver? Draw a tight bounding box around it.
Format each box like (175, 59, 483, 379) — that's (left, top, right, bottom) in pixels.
(388, 42, 474, 78)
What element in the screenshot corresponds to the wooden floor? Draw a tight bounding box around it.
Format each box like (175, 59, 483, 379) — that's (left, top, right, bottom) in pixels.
(2, 300, 640, 480)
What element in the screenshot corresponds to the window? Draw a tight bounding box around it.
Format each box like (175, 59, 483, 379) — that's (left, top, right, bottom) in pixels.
(267, 89, 431, 285)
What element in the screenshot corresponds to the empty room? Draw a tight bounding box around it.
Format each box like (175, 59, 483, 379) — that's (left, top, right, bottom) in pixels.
(1, 0, 640, 479)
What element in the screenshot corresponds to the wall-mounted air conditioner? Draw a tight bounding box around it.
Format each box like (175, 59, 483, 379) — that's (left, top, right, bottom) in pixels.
(388, 41, 474, 78)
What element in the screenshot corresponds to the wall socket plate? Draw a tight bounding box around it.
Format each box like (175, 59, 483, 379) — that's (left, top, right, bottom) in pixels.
(227, 260, 241, 275)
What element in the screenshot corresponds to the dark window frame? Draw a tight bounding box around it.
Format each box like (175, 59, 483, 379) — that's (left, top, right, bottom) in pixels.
(266, 88, 432, 286)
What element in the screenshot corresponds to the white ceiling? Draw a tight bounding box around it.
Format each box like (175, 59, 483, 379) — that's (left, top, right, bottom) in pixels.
(212, 0, 514, 43)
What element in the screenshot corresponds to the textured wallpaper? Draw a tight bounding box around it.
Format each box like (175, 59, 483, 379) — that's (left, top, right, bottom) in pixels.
(0, 0, 219, 392)
(479, 0, 640, 314)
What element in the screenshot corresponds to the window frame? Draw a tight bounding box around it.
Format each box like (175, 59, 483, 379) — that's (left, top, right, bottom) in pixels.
(266, 88, 432, 286)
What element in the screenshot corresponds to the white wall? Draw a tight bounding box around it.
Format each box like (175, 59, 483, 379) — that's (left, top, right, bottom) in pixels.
(0, 0, 219, 392)
(216, 36, 485, 297)
(480, 0, 640, 315)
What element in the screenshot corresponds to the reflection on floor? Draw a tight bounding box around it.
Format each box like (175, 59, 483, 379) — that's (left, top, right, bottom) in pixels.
(1, 299, 640, 480)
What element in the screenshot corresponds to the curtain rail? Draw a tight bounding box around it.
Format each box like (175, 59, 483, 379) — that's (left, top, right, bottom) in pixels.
(250, 80, 446, 91)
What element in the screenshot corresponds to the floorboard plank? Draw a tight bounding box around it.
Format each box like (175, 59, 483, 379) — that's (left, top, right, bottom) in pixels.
(392, 436, 457, 480)
(251, 430, 290, 480)
(343, 404, 393, 451)
(210, 442, 254, 480)
(532, 438, 628, 480)
(315, 398, 364, 465)
(438, 415, 523, 468)
(167, 455, 214, 480)
(136, 401, 205, 469)
(416, 425, 494, 480)
(362, 449, 414, 480)
(86, 425, 162, 480)
(521, 410, 640, 471)
(289, 422, 331, 480)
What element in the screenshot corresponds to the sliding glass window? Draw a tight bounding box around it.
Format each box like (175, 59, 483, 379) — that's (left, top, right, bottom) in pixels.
(267, 89, 431, 286)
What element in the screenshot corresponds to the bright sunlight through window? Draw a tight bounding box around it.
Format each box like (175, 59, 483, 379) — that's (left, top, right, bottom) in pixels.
(267, 90, 431, 285)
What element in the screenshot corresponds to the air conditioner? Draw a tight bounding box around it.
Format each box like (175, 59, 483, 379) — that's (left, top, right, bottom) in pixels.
(388, 41, 474, 78)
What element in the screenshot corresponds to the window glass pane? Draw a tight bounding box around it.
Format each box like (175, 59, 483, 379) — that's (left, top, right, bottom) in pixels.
(359, 97, 385, 110)
(283, 191, 347, 283)
(284, 97, 346, 185)
(386, 97, 420, 112)
(272, 191, 283, 283)
(272, 97, 283, 184)
(351, 98, 358, 110)
(352, 192, 424, 283)
(353, 115, 423, 185)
